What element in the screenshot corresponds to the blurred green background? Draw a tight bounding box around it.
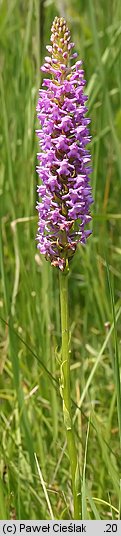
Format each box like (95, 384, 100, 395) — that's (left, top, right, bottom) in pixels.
(0, 0, 121, 520)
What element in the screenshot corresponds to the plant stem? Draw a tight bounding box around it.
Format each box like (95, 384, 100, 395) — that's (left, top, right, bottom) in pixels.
(59, 270, 81, 519)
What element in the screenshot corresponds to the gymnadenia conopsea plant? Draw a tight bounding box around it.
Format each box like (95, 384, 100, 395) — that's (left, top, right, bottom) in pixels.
(36, 16, 93, 519)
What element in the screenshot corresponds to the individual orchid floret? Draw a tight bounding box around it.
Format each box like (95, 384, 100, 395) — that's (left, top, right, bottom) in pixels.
(36, 16, 93, 271)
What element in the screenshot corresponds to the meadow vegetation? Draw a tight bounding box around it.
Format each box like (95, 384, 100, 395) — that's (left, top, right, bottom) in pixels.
(0, 0, 121, 520)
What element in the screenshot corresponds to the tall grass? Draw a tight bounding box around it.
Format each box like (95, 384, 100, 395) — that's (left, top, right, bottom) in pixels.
(0, 0, 121, 520)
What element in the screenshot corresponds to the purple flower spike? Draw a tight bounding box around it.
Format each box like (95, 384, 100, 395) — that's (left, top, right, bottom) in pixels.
(36, 16, 93, 271)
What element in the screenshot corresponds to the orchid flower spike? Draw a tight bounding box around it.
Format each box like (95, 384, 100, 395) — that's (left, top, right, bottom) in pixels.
(36, 16, 93, 271)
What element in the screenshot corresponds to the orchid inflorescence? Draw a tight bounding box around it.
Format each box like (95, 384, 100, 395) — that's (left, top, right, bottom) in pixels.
(36, 17, 93, 271)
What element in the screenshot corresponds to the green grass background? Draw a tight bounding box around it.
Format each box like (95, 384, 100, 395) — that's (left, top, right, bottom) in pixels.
(0, 0, 121, 520)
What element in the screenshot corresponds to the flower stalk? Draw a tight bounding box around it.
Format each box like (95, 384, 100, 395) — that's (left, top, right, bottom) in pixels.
(59, 270, 81, 519)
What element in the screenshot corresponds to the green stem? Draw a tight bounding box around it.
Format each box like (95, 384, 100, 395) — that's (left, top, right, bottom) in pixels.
(59, 271, 81, 519)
